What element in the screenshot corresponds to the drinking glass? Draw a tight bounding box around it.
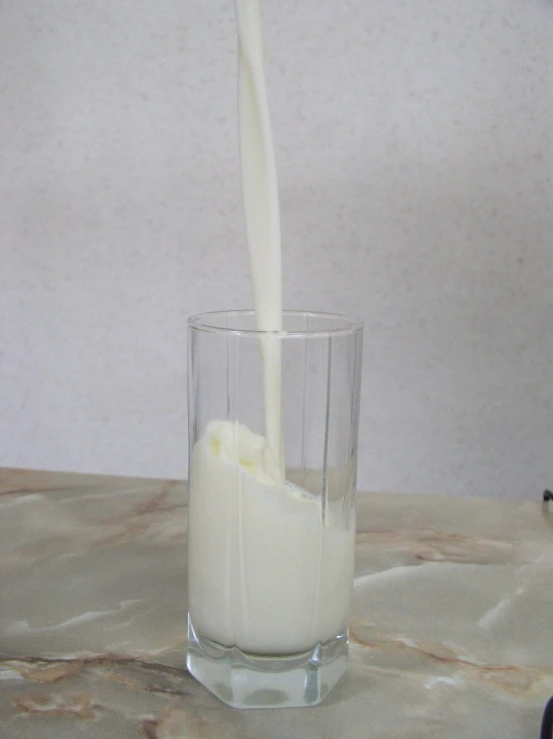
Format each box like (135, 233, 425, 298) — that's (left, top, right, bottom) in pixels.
(186, 310, 363, 708)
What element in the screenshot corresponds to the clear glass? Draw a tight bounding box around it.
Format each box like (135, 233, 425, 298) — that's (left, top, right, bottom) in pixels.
(186, 310, 363, 708)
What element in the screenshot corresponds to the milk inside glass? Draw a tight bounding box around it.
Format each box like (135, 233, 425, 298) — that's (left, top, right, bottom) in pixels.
(188, 421, 355, 654)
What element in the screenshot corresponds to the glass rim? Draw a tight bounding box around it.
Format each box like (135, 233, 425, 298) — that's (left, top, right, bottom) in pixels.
(187, 309, 363, 338)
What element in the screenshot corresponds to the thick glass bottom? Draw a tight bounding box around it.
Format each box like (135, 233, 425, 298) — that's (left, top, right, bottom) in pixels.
(187, 617, 348, 709)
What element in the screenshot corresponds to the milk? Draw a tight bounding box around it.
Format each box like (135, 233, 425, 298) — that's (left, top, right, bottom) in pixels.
(235, 0, 283, 466)
(188, 422, 354, 653)
(187, 0, 354, 655)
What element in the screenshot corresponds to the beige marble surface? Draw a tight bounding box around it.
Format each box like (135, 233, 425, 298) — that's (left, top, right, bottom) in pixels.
(1, 468, 552, 738)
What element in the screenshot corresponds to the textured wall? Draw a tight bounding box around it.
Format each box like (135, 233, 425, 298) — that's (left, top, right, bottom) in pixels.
(1, 0, 552, 498)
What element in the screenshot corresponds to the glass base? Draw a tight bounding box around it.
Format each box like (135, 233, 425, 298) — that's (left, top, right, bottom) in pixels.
(187, 617, 348, 709)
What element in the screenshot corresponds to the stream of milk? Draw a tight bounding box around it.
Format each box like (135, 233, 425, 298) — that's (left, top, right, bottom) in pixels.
(235, 0, 283, 467)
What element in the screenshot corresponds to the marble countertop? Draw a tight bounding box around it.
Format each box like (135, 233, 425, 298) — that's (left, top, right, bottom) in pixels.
(1, 468, 552, 738)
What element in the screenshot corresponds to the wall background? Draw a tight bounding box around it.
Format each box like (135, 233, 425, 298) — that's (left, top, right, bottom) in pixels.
(1, 0, 552, 498)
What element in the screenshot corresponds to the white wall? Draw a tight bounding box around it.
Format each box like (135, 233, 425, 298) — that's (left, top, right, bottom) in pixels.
(1, 0, 552, 498)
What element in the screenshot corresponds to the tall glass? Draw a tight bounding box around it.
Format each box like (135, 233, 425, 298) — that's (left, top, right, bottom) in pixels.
(186, 310, 363, 709)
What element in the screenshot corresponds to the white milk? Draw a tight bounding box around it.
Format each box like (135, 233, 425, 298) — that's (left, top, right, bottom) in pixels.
(235, 0, 283, 465)
(188, 0, 354, 655)
(188, 422, 355, 654)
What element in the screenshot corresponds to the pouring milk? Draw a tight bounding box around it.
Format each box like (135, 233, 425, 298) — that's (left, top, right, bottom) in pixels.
(187, 0, 354, 655)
